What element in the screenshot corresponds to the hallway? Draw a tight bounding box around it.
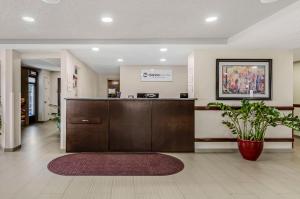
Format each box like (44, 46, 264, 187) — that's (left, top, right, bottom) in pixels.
(0, 122, 300, 199)
(21, 121, 60, 153)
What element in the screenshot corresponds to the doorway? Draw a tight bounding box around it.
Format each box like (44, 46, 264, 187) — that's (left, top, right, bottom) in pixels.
(107, 80, 120, 98)
(28, 75, 37, 123)
(57, 78, 61, 114)
(21, 68, 38, 126)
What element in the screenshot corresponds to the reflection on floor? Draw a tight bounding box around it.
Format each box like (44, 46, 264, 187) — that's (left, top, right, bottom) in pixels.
(1, 121, 300, 199)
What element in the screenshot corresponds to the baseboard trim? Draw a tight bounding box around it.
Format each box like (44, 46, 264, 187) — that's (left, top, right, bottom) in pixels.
(195, 148, 293, 153)
(195, 148, 238, 153)
(4, 145, 21, 152)
(264, 148, 293, 153)
(195, 106, 294, 111)
(195, 138, 294, 142)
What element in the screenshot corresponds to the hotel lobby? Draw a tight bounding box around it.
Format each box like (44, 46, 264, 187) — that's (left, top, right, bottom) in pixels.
(1, 0, 300, 199)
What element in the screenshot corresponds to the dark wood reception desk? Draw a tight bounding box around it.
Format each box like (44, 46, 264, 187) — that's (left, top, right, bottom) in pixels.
(66, 98, 195, 153)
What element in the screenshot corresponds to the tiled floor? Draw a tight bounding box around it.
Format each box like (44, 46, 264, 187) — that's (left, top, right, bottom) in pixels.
(1, 121, 300, 199)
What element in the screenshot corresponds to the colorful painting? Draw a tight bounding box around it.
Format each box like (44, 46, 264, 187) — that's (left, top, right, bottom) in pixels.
(216, 59, 272, 100)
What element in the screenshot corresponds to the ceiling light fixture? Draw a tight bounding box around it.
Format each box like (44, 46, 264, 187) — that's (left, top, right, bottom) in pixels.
(160, 58, 167, 62)
(260, 0, 279, 3)
(205, 16, 218, 23)
(91, 47, 100, 52)
(41, 0, 61, 4)
(22, 16, 35, 23)
(101, 17, 113, 23)
(117, 58, 124, 62)
(160, 48, 168, 52)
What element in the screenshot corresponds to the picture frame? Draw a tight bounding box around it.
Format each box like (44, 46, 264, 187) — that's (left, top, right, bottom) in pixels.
(216, 59, 272, 100)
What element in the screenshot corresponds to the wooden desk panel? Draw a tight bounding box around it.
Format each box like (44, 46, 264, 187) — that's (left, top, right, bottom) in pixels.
(67, 124, 108, 152)
(66, 99, 195, 152)
(151, 100, 195, 152)
(66, 100, 109, 152)
(109, 100, 152, 152)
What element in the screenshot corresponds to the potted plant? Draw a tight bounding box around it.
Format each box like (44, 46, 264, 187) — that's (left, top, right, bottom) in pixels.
(208, 100, 300, 161)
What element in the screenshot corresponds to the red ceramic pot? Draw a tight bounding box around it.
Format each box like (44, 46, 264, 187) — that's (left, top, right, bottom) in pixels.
(237, 139, 264, 161)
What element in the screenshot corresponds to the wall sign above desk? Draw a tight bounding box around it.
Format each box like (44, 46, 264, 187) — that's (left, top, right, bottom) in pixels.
(141, 69, 173, 82)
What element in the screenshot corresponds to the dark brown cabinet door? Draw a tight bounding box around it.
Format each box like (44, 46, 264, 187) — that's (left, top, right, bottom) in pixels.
(66, 100, 109, 152)
(67, 124, 108, 152)
(109, 100, 152, 152)
(151, 100, 195, 152)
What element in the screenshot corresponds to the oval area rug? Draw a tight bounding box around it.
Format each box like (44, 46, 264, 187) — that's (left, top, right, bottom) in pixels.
(48, 153, 184, 176)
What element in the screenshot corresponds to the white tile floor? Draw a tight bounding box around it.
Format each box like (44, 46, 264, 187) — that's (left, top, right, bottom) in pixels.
(1, 121, 300, 199)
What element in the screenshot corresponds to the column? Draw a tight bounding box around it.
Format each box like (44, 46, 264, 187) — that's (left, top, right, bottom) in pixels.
(0, 49, 21, 151)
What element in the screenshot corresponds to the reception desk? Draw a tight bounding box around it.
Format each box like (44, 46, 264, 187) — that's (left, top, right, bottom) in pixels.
(66, 98, 195, 152)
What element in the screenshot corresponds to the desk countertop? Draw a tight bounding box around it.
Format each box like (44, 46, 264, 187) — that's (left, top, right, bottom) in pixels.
(65, 97, 197, 101)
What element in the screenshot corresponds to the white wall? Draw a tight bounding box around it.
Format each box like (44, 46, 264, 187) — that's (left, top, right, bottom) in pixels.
(294, 61, 300, 136)
(188, 54, 195, 98)
(190, 49, 294, 150)
(62, 51, 99, 98)
(38, 70, 51, 121)
(60, 51, 68, 150)
(294, 62, 300, 104)
(0, 50, 3, 146)
(60, 50, 100, 149)
(0, 50, 21, 150)
(98, 74, 120, 97)
(77, 63, 99, 98)
(120, 65, 188, 98)
(12, 51, 21, 149)
(38, 70, 61, 121)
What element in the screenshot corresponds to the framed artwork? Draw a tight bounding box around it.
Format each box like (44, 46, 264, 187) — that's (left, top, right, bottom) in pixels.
(216, 59, 272, 100)
(73, 65, 78, 97)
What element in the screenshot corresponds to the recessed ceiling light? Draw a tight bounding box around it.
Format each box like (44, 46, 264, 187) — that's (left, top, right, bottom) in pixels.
(22, 16, 35, 23)
(160, 58, 167, 62)
(205, 16, 218, 23)
(160, 48, 168, 52)
(101, 17, 113, 23)
(41, 0, 61, 4)
(260, 0, 279, 3)
(117, 58, 124, 62)
(91, 47, 100, 52)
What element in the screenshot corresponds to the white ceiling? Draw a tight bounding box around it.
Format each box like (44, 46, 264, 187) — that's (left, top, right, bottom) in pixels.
(0, 0, 297, 42)
(69, 44, 212, 74)
(3, 0, 300, 73)
(17, 44, 218, 74)
(229, 0, 300, 49)
(22, 58, 61, 71)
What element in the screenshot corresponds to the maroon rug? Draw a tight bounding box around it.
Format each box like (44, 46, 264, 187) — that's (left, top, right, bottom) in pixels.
(48, 153, 184, 176)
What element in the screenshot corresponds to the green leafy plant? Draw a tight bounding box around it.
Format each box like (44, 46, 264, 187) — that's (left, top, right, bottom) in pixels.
(208, 100, 300, 141)
(53, 113, 60, 130)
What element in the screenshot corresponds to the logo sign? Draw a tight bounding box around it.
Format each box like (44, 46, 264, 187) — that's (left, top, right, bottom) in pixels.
(141, 69, 173, 82)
